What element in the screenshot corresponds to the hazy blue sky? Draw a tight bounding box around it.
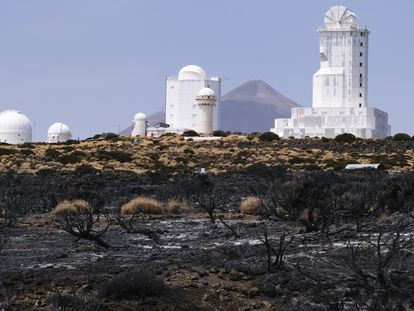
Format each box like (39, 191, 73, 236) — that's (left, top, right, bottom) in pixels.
(0, 0, 413, 139)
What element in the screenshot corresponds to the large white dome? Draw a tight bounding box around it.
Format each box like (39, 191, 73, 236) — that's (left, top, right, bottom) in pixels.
(178, 65, 206, 80)
(134, 112, 147, 121)
(48, 122, 72, 135)
(0, 110, 32, 144)
(197, 87, 216, 97)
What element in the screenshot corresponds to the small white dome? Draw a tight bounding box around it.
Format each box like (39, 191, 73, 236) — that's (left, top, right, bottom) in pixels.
(134, 112, 147, 121)
(178, 65, 206, 80)
(48, 122, 72, 135)
(0, 110, 32, 135)
(197, 87, 216, 97)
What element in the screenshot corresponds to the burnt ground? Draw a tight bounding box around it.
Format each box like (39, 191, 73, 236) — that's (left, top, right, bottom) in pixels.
(1, 211, 414, 311)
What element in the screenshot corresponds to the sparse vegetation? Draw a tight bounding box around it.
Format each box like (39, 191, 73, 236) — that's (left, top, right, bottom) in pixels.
(240, 196, 262, 215)
(259, 132, 280, 142)
(121, 197, 164, 215)
(392, 133, 412, 141)
(335, 132, 356, 143)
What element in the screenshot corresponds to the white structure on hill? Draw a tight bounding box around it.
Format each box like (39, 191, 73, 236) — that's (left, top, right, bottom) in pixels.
(271, 5, 391, 138)
(165, 65, 221, 133)
(196, 87, 217, 135)
(131, 113, 147, 137)
(0, 110, 32, 144)
(48, 122, 72, 143)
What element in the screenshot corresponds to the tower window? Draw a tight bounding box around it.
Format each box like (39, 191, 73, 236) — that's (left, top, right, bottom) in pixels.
(360, 62, 363, 67)
(360, 83, 363, 87)
(360, 73, 363, 77)
(360, 52, 363, 57)
(359, 104, 362, 107)
(360, 42, 363, 47)
(359, 93, 362, 97)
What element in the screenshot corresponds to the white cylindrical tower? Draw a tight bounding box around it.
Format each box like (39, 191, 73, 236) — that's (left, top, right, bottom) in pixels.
(48, 122, 72, 143)
(196, 87, 217, 135)
(131, 112, 147, 137)
(0, 110, 32, 144)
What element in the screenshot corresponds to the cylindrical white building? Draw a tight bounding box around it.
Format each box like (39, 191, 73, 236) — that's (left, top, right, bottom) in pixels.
(131, 112, 147, 137)
(0, 110, 32, 144)
(48, 122, 72, 143)
(196, 87, 217, 135)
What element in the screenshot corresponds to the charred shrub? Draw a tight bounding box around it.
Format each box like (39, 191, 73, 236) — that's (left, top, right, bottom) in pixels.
(212, 130, 228, 137)
(0, 148, 17, 156)
(259, 132, 280, 142)
(100, 270, 166, 300)
(56, 151, 86, 165)
(44, 148, 61, 161)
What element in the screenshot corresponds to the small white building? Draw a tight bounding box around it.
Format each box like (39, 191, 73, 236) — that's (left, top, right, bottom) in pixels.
(271, 6, 391, 139)
(48, 122, 72, 143)
(196, 87, 217, 135)
(131, 112, 147, 137)
(0, 110, 32, 144)
(165, 65, 221, 132)
(146, 123, 188, 138)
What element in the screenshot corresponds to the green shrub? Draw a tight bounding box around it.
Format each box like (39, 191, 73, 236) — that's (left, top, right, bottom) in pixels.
(18, 142, 34, 149)
(212, 130, 228, 137)
(95, 149, 132, 163)
(45, 148, 61, 161)
(259, 132, 280, 142)
(20, 149, 35, 156)
(92, 133, 120, 141)
(182, 130, 200, 137)
(0, 148, 16, 156)
(392, 133, 412, 141)
(335, 133, 356, 143)
(64, 139, 80, 145)
(56, 153, 82, 165)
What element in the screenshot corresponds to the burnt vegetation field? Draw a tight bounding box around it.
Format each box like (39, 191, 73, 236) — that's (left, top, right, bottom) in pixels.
(1, 135, 414, 310)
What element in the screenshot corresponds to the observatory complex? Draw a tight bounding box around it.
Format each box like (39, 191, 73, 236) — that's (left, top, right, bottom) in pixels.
(271, 6, 391, 138)
(47, 122, 72, 143)
(165, 65, 221, 133)
(0, 110, 32, 144)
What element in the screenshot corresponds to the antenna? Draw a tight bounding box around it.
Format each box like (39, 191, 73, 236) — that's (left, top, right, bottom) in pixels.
(33, 121, 36, 142)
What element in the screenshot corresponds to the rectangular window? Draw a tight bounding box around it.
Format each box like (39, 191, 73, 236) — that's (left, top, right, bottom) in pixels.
(359, 93, 362, 97)
(360, 83, 363, 87)
(360, 42, 363, 47)
(360, 73, 363, 77)
(360, 62, 363, 67)
(360, 52, 363, 57)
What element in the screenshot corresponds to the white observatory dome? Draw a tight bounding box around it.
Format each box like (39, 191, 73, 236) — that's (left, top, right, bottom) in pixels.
(48, 122, 72, 143)
(0, 110, 32, 144)
(197, 87, 216, 97)
(134, 112, 147, 121)
(178, 65, 206, 80)
(132, 112, 147, 137)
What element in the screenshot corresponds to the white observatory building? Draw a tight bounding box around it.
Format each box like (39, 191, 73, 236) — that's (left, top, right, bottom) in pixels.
(196, 87, 217, 135)
(165, 65, 221, 132)
(271, 5, 391, 138)
(0, 110, 32, 144)
(131, 112, 147, 137)
(48, 122, 72, 143)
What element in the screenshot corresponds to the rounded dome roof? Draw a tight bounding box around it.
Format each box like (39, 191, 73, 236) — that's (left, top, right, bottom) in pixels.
(197, 87, 216, 97)
(178, 65, 206, 80)
(0, 110, 32, 134)
(48, 122, 71, 135)
(134, 112, 147, 121)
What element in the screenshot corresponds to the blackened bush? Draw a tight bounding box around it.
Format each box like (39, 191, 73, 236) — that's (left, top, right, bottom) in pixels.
(212, 130, 228, 137)
(259, 132, 280, 142)
(20, 149, 35, 156)
(335, 133, 356, 143)
(182, 130, 200, 137)
(100, 270, 166, 300)
(18, 142, 34, 149)
(92, 133, 120, 142)
(64, 139, 80, 145)
(95, 149, 132, 163)
(392, 133, 412, 141)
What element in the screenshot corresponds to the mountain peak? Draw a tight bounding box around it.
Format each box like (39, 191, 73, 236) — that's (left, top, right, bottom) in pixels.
(222, 80, 299, 108)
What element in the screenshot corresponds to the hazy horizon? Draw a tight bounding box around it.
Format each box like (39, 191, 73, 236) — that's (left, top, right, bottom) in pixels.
(0, 0, 413, 140)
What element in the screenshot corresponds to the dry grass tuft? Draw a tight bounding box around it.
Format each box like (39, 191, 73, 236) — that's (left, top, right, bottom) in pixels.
(53, 199, 90, 216)
(121, 197, 164, 215)
(165, 199, 190, 214)
(240, 196, 263, 215)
